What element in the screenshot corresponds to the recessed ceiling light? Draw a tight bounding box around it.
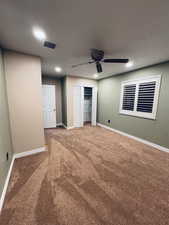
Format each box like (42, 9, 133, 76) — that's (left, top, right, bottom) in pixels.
(55, 66, 62, 73)
(94, 73, 98, 78)
(33, 27, 46, 41)
(126, 61, 134, 68)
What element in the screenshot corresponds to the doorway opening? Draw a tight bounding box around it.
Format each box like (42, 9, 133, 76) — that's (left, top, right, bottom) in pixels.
(73, 85, 97, 128)
(84, 87, 92, 125)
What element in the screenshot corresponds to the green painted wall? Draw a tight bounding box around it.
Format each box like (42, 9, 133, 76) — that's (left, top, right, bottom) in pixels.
(0, 49, 13, 198)
(98, 62, 169, 148)
(61, 77, 67, 126)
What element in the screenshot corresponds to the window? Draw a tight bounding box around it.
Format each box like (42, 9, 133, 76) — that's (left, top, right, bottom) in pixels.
(122, 84, 136, 111)
(119, 75, 161, 119)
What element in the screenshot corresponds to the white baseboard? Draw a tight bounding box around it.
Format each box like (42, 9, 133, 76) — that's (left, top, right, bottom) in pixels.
(56, 123, 63, 126)
(67, 126, 75, 130)
(62, 123, 67, 129)
(14, 147, 46, 159)
(0, 156, 15, 213)
(0, 146, 46, 214)
(62, 123, 74, 130)
(97, 123, 169, 154)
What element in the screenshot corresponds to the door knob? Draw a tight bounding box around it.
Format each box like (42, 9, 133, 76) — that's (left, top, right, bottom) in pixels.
(53, 109, 56, 111)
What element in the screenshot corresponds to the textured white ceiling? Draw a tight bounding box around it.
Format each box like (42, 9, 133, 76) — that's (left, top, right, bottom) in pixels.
(1, 0, 169, 79)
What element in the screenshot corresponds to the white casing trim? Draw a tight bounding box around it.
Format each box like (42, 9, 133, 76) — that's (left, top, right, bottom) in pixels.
(97, 123, 169, 154)
(0, 146, 46, 213)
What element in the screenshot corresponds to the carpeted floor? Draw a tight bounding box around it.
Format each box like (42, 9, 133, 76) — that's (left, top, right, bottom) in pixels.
(1, 125, 169, 225)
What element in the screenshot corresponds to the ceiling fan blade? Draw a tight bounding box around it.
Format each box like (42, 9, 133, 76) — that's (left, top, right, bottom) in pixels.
(96, 62, 102, 73)
(72, 61, 94, 68)
(103, 59, 129, 63)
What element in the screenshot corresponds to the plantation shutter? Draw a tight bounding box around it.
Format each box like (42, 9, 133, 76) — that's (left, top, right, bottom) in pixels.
(137, 81, 156, 113)
(122, 84, 136, 111)
(120, 75, 161, 119)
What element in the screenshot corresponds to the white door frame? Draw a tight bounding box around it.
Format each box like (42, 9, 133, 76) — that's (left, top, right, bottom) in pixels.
(42, 84, 56, 128)
(91, 86, 97, 126)
(73, 86, 84, 128)
(73, 85, 97, 127)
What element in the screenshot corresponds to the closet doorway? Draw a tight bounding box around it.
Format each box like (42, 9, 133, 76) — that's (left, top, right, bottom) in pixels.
(73, 85, 97, 128)
(84, 87, 92, 124)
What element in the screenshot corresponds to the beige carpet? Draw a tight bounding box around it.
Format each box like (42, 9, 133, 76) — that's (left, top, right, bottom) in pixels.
(1, 125, 169, 225)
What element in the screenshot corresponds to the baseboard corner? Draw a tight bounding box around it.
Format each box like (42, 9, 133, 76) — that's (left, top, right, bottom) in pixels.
(67, 126, 75, 130)
(62, 123, 74, 130)
(62, 123, 67, 129)
(56, 123, 63, 127)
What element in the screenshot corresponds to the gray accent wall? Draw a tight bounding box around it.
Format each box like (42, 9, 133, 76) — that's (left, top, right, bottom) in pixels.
(98, 62, 169, 149)
(0, 49, 13, 197)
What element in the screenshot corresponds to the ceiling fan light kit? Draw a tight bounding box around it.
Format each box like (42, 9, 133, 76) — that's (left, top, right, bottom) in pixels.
(96, 62, 102, 73)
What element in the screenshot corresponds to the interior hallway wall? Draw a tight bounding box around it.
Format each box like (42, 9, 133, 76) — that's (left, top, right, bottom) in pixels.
(0, 49, 13, 198)
(42, 76, 62, 125)
(98, 62, 169, 149)
(4, 51, 44, 154)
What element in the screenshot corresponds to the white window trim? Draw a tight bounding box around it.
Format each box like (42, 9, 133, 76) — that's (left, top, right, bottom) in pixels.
(119, 75, 162, 120)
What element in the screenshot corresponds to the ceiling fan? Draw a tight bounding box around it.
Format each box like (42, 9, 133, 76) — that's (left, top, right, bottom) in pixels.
(72, 49, 129, 73)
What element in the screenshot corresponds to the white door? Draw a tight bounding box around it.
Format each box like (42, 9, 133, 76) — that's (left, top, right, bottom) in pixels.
(73, 86, 84, 127)
(42, 85, 56, 128)
(91, 87, 97, 126)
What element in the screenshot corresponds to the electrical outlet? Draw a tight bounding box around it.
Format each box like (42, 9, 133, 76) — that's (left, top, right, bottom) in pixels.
(108, 120, 111, 123)
(6, 152, 9, 161)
